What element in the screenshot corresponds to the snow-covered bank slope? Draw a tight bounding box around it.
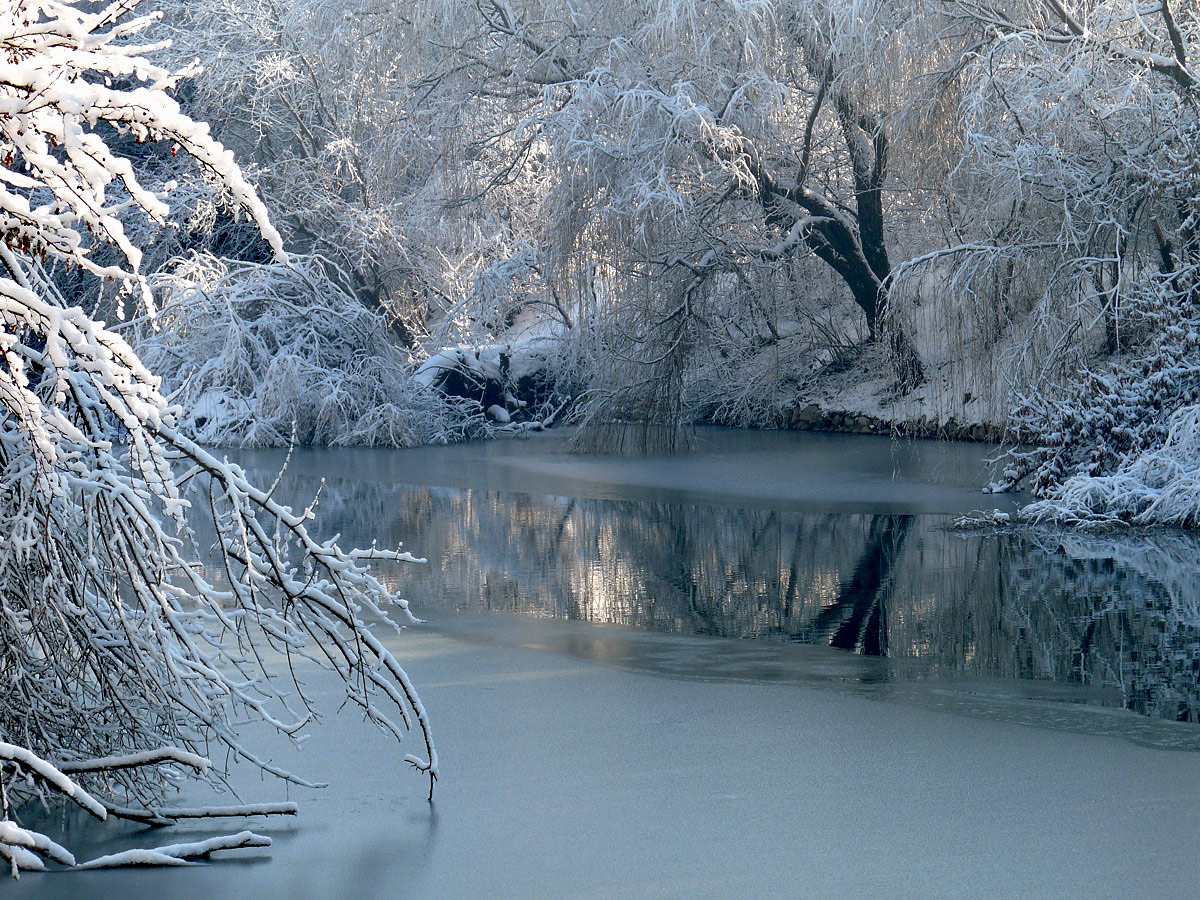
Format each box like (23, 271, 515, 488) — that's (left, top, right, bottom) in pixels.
(779, 343, 1005, 442)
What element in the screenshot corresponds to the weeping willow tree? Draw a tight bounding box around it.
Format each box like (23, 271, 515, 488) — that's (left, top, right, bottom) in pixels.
(886, 0, 1200, 525)
(396, 0, 982, 451)
(0, 0, 435, 875)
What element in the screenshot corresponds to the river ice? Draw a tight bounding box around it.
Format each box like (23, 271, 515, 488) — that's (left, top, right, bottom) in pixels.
(15, 616, 1200, 899)
(11, 429, 1200, 898)
(231, 427, 1029, 516)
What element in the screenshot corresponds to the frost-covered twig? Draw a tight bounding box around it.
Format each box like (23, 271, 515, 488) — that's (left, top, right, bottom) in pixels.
(103, 802, 298, 827)
(0, 0, 436, 880)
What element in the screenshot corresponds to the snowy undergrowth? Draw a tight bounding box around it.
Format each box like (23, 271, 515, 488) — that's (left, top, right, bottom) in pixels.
(133, 253, 486, 446)
(1020, 405, 1200, 529)
(991, 269, 1200, 529)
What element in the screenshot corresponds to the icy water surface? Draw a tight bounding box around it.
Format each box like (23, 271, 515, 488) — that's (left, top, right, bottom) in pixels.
(237, 427, 1200, 736)
(14, 428, 1200, 899)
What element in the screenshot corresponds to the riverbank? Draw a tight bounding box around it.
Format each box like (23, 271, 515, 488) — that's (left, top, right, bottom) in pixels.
(780, 344, 1007, 443)
(785, 401, 1003, 442)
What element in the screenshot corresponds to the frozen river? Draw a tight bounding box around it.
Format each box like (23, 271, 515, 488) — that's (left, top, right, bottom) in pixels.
(14, 428, 1200, 898)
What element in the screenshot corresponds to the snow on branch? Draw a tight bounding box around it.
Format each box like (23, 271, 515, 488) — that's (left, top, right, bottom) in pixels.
(56, 748, 210, 775)
(0, 0, 436, 880)
(0, 820, 76, 869)
(0, 0, 283, 316)
(0, 745, 106, 820)
(77, 831, 272, 869)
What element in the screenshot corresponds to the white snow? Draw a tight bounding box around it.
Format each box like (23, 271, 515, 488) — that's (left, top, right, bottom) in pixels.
(0, 744, 106, 820)
(77, 832, 271, 869)
(56, 748, 210, 774)
(0, 821, 75, 868)
(1022, 404, 1200, 528)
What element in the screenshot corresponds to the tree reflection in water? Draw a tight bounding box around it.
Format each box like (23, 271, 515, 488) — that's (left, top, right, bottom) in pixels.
(244, 472, 1200, 725)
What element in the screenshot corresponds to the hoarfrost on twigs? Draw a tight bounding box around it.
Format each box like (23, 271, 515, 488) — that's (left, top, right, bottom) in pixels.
(0, 0, 435, 877)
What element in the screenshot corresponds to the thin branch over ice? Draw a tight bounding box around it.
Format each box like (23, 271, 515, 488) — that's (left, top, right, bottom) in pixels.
(0, 0, 436, 878)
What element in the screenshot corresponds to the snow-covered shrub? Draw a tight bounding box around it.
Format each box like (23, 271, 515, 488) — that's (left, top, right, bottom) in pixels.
(1017, 405, 1200, 529)
(134, 252, 485, 446)
(414, 326, 577, 427)
(154, 0, 556, 357)
(991, 259, 1200, 527)
(0, 0, 434, 875)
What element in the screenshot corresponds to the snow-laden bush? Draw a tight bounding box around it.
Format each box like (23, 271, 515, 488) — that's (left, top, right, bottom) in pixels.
(1019, 405, 1200, 529)
(992, 259, 1200, 527)
(937, 0, 1200, 528)
(684, 273, 863, 429)
(133, 252, 486, 446)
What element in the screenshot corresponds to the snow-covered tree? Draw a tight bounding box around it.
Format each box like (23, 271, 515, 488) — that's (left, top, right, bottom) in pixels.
(399, 0, 973, 449)
(0, 0, 435, 875)
(151, 0, 539, 350)
(904, 0, 1200, 525)
(121, 0, 1200, 490)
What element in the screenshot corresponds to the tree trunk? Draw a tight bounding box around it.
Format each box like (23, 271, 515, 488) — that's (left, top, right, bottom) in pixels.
(754, 92, 926, 388)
